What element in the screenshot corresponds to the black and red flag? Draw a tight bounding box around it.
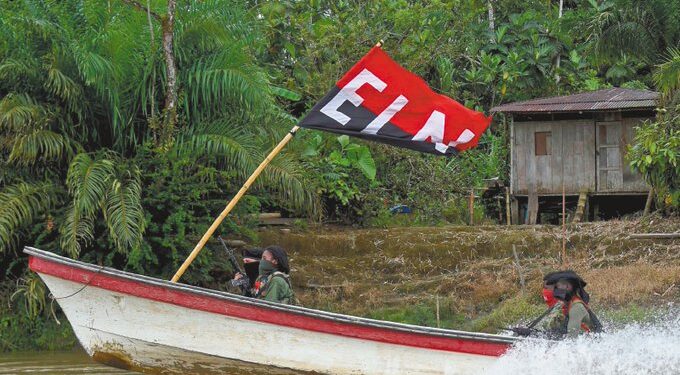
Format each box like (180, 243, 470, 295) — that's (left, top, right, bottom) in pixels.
(299, 46, 492, 156)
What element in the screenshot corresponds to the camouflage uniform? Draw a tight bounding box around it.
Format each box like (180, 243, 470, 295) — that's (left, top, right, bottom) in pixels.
(544, 299, 594, 338)
(254, 272, 294, 305)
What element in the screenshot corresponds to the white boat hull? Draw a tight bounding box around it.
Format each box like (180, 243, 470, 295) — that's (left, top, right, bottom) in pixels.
(27, 248, 516, 374)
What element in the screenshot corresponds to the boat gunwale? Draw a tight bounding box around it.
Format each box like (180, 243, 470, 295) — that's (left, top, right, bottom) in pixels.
(24, 246, 517, 345)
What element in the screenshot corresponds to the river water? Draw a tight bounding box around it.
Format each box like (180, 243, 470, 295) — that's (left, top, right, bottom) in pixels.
(2, 313, 678, 375)
(490, 311, 680, 375)
(0, 350, 133, 374)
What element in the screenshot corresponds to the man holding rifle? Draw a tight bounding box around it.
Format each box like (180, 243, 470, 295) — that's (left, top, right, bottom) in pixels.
(511, 270, 603, 339)
(220, 237, 295, 305)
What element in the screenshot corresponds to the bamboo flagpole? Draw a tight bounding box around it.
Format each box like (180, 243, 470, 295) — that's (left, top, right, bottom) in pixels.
(170, 126, 300, 282)
(171, 39, 394, 283)
(171, 40, 388, 282)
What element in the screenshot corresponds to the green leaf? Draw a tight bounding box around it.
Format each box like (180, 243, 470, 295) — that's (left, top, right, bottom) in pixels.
(284, 42, 296, 59)
(351, 147, 376, 180)
(337, 135, 350, 149)
(271, 85, 302, 101)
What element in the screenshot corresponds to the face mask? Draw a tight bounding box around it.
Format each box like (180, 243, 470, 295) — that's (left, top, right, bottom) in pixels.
(553, 288, 573, 302)
(258, 259, 277, 275)
(542, 288, 557, 307)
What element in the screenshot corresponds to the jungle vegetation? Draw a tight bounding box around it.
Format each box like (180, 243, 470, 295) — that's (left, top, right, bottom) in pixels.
(0, 0, 678, 347)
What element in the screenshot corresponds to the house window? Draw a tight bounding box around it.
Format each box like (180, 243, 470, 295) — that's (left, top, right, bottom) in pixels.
(535, 131, 551, 155)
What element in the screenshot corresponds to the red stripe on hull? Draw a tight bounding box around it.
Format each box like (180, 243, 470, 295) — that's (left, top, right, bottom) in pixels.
(29, 256, 510, 357)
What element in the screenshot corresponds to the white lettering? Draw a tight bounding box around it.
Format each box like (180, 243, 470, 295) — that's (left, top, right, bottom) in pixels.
(413, 110, 446, 147)
(413, 111, 475, 153)
(449, 129, 475, 147)
(320, 69, 387, 125)
(361, 95, 409, 135)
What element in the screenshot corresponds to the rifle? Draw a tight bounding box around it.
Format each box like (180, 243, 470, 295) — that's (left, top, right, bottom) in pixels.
(507, 305, 556, 337)
(218, 236, 251, 296)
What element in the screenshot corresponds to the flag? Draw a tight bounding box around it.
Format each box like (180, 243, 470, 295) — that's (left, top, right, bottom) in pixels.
(299, 46, 492, 156)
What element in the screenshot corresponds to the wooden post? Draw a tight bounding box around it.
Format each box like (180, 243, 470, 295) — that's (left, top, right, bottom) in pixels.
(171, 126, 301, 282)
(644, 188, 654, 216)
(512, 244, 525, 295)
(505, 188, 511, 226)
(562, 181, 567, 265)
(527, 183, 538, 225)
(511, 196, 519, 225)
(497, 197, 503, 224)
(469, 189, 475, 226)
(435, 295, 440, 328)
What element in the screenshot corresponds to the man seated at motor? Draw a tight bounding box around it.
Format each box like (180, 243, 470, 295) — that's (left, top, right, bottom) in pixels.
(234, 245, 294, 304)
(513, 270, 602, 338)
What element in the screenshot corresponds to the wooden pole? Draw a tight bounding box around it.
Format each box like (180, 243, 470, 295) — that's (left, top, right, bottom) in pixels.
(505, 187, 511, 225)
(435, 295, 440, 328)
(171, 126, 301, 282)
(512, 244, 526, 295)
(469, 189, 475, 226)
(562, 181, 566, 265)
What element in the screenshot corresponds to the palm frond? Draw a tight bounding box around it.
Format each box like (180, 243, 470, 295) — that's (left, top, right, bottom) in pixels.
(45, 64, 83, 110)
(10, 271, 47, 319)
(258, 154, 320, 217)
(8, 129, 77, 165)
(0, 94, 46, 132)
(175, 121, 261, 174)
(0, 57, 41, 83)
(175, 120, 319, 216)
(182, 43, 272, 118)
(654, 47, 680, 97)
(104, 168, 145, 254)
(59, 205, 94, 258)
(66, 153, 115, 216)
(0, 181, 57, 253)
(176, 0, 259, 51)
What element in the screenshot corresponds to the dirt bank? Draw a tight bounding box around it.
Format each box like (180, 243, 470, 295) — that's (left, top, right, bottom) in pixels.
(257, 217, 679, 332)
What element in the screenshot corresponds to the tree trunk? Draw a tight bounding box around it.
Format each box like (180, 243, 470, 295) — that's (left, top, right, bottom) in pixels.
(488, 0, 495, 41)
(555, 0, 564, 84)
(160, 0, 178, 148)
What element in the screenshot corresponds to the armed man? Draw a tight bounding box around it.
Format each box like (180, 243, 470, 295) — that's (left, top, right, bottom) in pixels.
(512, 270, 603, 339)
(221, 238, 294, 305)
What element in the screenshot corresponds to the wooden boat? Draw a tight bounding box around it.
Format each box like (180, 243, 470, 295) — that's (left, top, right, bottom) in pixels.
(26, 247, 518, 374)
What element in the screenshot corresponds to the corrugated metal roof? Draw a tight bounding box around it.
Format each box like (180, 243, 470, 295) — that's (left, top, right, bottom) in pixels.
(490, 88, 659, 113)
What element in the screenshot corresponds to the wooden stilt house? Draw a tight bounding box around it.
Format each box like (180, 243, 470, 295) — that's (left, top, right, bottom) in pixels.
(491, 88, 658, 223)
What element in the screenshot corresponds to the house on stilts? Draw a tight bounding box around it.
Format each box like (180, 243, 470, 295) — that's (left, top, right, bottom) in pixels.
(491, 88, 658, 224)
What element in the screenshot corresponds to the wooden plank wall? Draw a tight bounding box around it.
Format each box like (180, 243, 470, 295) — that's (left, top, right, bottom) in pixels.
(622, 118, 650, 192)
(512, 119, 596, 195)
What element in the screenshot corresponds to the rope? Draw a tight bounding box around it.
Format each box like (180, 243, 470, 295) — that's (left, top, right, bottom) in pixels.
(47, 265, 106, 325)
(49, 265, 106, 300)
(527, 304, 556, 329)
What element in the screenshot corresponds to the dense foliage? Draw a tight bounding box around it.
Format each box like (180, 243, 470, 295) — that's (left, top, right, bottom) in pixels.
(1, 0, 678, 334)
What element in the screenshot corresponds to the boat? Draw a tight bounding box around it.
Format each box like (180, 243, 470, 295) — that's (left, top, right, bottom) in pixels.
(25, 247, 518, 374)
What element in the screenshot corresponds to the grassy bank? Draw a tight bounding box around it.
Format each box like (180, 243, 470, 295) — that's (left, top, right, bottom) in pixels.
(262, 217, 680, 333)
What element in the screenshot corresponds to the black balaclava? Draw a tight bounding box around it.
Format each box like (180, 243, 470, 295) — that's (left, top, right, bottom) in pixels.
(545, 270, 589, 303)
(553, 278, 576, 301)
(265, 245, 290, 274)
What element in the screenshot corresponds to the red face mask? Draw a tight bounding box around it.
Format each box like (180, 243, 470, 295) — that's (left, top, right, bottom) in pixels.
(542, 288, 557, 307)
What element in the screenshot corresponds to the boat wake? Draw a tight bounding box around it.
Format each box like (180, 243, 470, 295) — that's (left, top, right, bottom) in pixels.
(489, 308, 680, 375)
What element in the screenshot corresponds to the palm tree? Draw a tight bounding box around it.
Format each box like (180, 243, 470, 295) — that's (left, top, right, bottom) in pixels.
(654, 48, 680, 97)
(588, 0, 680, 64)
(0, 0, 318, 260)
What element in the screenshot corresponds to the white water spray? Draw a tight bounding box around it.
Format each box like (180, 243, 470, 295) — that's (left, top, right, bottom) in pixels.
(489, 311, 680, 375)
